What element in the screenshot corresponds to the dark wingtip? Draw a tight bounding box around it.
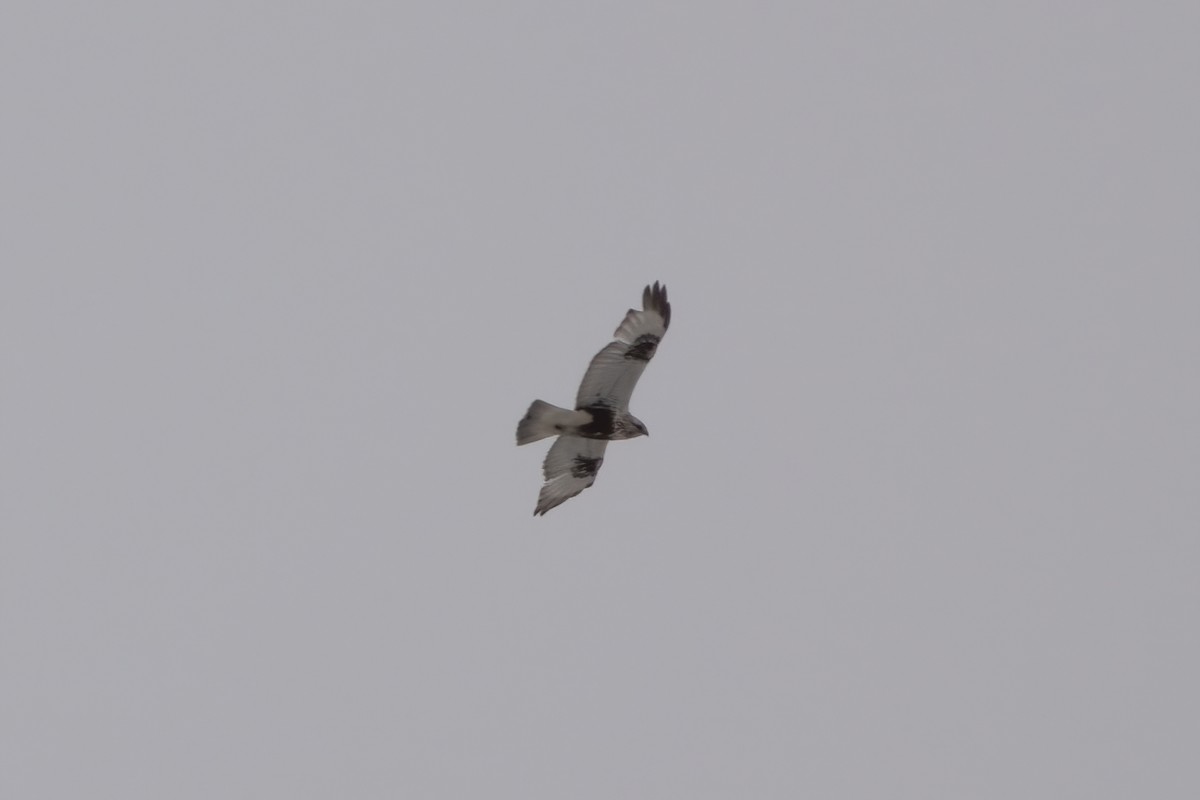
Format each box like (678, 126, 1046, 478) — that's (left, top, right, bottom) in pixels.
(644, 281, 671, 330)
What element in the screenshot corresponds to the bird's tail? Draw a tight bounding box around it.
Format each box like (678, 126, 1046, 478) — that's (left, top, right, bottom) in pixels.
(516, 400, 578, 445)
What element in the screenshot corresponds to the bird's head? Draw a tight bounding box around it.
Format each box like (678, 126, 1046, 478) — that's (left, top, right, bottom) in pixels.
(629, 415, 649, 438)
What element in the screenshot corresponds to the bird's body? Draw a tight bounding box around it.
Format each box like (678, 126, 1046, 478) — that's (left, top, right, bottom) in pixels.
(517, 282, 671, 515)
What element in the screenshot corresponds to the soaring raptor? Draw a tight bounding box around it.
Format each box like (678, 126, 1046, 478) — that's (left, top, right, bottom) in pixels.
(516, 282, 671, 515)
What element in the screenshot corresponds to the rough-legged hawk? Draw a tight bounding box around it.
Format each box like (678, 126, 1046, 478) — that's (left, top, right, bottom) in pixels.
(517, 282, 671, 515)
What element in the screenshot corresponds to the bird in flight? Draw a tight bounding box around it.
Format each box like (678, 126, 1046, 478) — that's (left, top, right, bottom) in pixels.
(517, 282, 672, 515)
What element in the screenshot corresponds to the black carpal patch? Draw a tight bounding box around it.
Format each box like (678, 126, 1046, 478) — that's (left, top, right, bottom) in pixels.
(575, 404, 617, 439)
(571, 455, 602, 479)
(624, 334, 660, 362)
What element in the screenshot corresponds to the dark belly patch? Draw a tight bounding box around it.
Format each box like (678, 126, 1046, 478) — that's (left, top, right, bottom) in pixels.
(575, 404, 617, 438)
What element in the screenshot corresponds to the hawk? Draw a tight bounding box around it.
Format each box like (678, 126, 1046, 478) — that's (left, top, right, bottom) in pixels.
(516, 282, 672, 515)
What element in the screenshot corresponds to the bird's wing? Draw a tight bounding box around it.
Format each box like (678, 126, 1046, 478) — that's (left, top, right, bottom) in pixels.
(535, 436, 609, 515)
(575, 282, 671, 411)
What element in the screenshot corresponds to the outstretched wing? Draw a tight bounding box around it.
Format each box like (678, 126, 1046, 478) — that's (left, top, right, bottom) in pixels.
(575, 282, 671, 411)
(535, 436, 609, 516)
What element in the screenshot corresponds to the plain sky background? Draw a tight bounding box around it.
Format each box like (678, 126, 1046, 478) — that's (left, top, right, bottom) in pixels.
(3, 2, 1198, 797)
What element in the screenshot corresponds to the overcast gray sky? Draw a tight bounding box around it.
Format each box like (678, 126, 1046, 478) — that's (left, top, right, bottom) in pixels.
(3, 2, 1198, 798)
